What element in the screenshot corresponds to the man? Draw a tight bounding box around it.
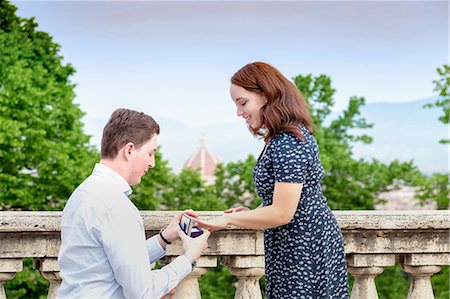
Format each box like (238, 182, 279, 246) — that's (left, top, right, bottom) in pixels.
(58, 108, 210, 298)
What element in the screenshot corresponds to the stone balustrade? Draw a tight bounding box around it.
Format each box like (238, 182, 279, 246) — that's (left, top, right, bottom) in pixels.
(0, 210, 449, 299)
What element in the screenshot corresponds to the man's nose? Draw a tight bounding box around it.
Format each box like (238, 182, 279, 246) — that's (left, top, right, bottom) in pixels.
(148, 157, 155, 169)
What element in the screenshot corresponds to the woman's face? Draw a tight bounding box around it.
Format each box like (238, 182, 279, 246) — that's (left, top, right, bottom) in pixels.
(230, 83, 267, 130)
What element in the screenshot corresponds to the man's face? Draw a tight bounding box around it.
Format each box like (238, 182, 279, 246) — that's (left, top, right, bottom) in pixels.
(128, 134, 158, 186)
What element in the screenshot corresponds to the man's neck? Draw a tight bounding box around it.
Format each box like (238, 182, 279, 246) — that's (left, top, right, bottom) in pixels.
(100, 159, 129, 184)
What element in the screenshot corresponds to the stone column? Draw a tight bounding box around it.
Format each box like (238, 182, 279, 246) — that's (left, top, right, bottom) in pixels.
(161, 255, 217, 299)
(221, 255, 265, 299)
(401, 253, 450, 299)
(0, 259, 23, 299)
(33, 258, 61, 299)
(347, 254, 395, 299)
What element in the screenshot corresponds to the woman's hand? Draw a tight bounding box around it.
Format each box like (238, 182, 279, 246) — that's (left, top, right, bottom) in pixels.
(196, 215, 230, 232)
(225, 205, 249, 213)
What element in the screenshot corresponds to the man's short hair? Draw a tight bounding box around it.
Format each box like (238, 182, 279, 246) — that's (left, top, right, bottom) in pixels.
(101, 108, 160, 159)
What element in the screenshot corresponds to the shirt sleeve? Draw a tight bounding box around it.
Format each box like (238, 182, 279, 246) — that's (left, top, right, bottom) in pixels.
(146, 235, 166, 264)
(100, 202, 192, 299)
(271, 133, 310, 184)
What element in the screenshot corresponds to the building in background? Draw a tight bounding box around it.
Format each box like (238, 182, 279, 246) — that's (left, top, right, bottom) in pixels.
(184, 134, 220, 185)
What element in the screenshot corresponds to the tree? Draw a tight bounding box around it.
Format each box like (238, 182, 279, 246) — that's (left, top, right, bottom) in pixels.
(0, 1, 98, 211)
(131, 150, 174, 210)
(415, 173, 449, 210)
(294, 74, 378, 209)
(213, 155, 259, 209)
(160, 167, 226, 211)
(417, 64, 450, 210)
(425, 64, 450, 144)
(413, 65, 450, 210)
(1, 1, 98, 296)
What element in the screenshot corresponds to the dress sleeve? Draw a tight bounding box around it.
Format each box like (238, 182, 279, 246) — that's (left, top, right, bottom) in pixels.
(270, 133, 310, 184)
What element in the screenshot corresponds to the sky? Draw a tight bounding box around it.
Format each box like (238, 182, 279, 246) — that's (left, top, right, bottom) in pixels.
(10, 0, 450, 171)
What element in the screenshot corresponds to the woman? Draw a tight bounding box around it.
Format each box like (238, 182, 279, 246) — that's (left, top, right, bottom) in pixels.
(199, 62, 348, 298)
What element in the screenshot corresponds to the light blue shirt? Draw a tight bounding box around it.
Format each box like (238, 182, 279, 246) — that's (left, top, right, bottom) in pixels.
(58, 163, 191, 299)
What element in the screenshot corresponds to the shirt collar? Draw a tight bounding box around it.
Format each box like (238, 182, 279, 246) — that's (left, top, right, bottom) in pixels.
(92, 163, 133, 197)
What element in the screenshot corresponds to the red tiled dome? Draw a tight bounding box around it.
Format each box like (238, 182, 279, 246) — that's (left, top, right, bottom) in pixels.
(184, 134, 220, 184)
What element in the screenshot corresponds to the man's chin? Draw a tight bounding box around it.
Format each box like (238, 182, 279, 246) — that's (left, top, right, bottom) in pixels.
(130, 177, 141, 186)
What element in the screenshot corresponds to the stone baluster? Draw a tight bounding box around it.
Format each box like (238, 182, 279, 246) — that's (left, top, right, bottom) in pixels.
(401, 253, 450, 299)
(347, 254, 395, 299)
(160, 255, 217, 299)
(0, 259, 23, 299)
(221, 255, 265, 299)
(33, 258, 61, 299)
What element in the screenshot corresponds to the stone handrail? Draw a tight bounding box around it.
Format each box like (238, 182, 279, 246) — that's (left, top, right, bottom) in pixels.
(0, 210, 449, 299)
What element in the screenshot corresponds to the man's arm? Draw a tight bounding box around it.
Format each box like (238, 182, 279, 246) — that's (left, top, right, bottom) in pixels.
(102, 205, 192, 299)
(146, 235, 166, 264)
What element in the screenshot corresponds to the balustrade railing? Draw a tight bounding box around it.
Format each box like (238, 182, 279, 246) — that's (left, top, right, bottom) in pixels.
(0, 210, 448, 299)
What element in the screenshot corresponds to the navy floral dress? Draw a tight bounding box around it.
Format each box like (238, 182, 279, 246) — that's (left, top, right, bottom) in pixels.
(253, 126, 348, 298)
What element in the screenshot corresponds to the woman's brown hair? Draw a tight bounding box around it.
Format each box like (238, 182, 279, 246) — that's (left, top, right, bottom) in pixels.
(231, 62, 313, 142)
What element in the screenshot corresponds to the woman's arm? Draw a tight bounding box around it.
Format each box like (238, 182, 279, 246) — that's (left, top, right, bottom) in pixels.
(199, 182, 302, 231)
(224, 202, 263, 214)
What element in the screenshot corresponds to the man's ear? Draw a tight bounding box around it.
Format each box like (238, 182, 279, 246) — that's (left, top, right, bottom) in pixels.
(123, 142, 135, 160)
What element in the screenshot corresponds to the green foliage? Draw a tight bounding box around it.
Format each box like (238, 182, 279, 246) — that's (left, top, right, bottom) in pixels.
(199, 263, 237, 299)
(416, 173, 450, 210)
(0, 0, 98, 211)
(200, 263, 266, 299)
(213, 155, 259, 209)
(131, 150, 174, 210)
(425, 64, 450, 144)
(432, 266, 449, 299)
(293, 74, 433, 211)
(293, 74, 335, 126)
(375, 265, 410, 299)
(132, 149, 227, 211)
(375, 265, 449, 299)
(295, 74, 398, 210)
(4, 259, 49, 299)
(160, 167, 226, 211)
(350, 159, 426, 207)
(417, 64, 450, 210)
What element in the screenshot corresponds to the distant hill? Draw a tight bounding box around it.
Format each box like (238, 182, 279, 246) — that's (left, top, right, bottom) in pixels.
(83, 98, 447, 174)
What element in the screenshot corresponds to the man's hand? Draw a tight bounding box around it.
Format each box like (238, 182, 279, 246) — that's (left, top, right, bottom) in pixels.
(160, 210, 199, 245)
(178, 229, 210, 261)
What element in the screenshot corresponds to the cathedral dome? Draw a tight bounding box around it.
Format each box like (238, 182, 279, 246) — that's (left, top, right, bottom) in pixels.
(184, 134, 220, 185)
